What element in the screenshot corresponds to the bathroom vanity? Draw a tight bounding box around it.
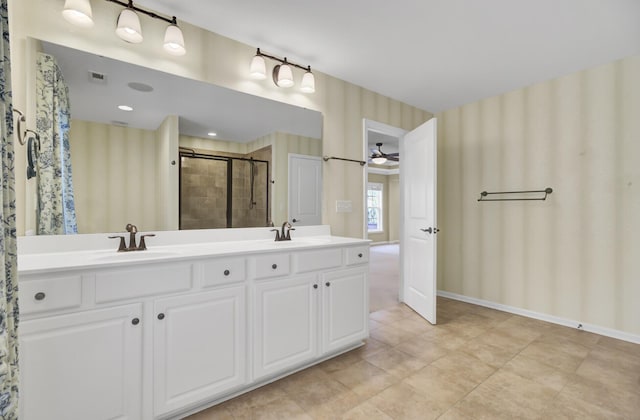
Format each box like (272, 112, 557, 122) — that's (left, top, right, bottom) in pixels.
(17, 226, 370, 420)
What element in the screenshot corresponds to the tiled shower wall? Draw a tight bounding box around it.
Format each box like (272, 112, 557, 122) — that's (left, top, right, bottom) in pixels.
(180, 146, 271, 229)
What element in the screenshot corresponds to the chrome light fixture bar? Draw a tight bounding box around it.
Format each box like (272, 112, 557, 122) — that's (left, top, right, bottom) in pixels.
(62, 0, 186, 56)
(250, 48, 315, 93)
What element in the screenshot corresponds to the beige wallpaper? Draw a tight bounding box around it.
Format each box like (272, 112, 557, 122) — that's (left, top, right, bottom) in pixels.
(9, 0, 431, 237)
(388, 174, 400, 242)
(437, 55, 640, 336)
(69, 120, 158, 233)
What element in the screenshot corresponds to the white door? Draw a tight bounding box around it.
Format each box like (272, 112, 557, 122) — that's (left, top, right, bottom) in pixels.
(153, 287, 246, 416)
(253, 275, 318, 380)
(289, 154, 322, 226)
(401, 118, 438, 324)
(321, 267, 368, 354)
(20, 304, 143, 420)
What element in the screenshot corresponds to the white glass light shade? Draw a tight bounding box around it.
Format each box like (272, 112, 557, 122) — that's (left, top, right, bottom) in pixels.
(371, 156, 387, 165)
(163, 24, 186, 56)
(275, 64, 294, 88)
(300, 70, 315, 93)
(62, 0, 94, 28)
(249, 55, 267, 80)
(116, 8, 143, 43)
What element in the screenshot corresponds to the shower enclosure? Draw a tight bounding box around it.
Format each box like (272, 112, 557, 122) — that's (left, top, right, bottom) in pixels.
(179, 149, 271, 229)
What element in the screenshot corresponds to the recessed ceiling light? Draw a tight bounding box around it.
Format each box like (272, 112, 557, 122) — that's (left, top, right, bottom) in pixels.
(118, 105, 133, 111)
(207, 132, 217, 137)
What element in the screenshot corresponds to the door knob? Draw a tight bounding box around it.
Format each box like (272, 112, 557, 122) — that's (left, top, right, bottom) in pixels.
(420, 227, 433, 234)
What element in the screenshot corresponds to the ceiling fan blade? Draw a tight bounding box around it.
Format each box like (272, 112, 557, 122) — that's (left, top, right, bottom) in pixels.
(387, 156, 400, 162)
(385, 152, 400, 157)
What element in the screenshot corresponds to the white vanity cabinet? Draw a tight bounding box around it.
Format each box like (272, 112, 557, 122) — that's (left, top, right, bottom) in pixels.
(253, 274, 318, 380)
(153, 286, 247, 416)
(321, 267, 368, 354)
(252, 247, 369, 380)
(19, 304, 143, 420)
(18, 233, 369, 420)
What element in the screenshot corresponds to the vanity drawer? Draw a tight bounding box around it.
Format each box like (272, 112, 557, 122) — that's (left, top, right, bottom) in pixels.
(20, 275, 82, 315)
(254, 254, 290, 279)
(202, 257, 246, 287)
(95, 264, 192, 303)
(345, 246, 369, 265)
(293, 248, 342, 274)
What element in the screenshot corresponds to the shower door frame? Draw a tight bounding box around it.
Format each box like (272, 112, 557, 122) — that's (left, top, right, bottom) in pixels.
(178, 149, 270, 229)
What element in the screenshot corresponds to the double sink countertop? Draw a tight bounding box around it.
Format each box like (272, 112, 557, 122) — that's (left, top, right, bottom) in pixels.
(18, 226, 370, 275)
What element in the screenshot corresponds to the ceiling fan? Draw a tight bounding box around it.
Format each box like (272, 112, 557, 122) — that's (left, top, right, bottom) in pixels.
(370, 142, 399, 164)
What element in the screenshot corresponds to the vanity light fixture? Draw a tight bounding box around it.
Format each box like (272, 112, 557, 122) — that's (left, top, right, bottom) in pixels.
(115, 6, 143, 43)
(62, 0, 187, 56)
(371, 156, 387, 165)
(63, 0, 95, 28)
(250, 48, 316, 93)
(118, 105, 134, 111)
(207, 132, 217, 137)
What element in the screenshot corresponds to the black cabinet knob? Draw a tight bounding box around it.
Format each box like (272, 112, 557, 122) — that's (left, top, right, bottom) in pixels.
(326, 282, 331, 287)
(358, 253, 363, 258)
(313, 284, 318, 289)
(272, 264, 277, 270)
(34, 292, 46, 301)
(157, 313, 165, 320)
(224, 269, 230, 276)
(131, 318, 140, 325)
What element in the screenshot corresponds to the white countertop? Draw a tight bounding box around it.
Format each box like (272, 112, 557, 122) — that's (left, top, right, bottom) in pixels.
(18, 234, 370, 275)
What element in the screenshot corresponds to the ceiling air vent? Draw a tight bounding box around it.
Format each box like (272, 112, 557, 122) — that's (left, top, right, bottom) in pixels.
(88, 71, 107, 84)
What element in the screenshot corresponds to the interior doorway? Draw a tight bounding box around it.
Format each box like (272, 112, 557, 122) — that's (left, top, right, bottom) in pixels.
(363, 119, 406, 312)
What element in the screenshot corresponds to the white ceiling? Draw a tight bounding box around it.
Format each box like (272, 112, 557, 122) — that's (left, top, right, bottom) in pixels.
(137, 0, 640, 113)
(43, 42, 322, 142)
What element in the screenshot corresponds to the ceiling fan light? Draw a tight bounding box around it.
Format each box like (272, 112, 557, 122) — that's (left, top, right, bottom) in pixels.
(116, 8, 143, 44)
(273, 63, 294, 88)
(163, 23, 186, 56)
(250, 53, 267, 80)
(62, 0, 94, 28)
(371, 156, 387, 165)
(300, 67, 315, 93)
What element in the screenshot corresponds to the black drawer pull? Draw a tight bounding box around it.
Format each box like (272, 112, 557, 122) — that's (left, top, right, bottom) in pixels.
(358, 253, 363, 258)
(157, 313, 165, 320)
(131, 318, 140, 325)
(272, 264, 277, 270)
(34, 292, 46, 301)
(224, 269, 230, 276)
(326, 282, 331, 287)
(313, 284, 318, 289)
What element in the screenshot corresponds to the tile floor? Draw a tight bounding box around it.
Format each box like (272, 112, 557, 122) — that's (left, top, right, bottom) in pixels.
(186, 297, 640, 419)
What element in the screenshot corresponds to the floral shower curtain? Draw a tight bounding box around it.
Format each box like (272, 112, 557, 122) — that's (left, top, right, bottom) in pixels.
(35, 53, 77, 235)
(0, 0, 19, 417)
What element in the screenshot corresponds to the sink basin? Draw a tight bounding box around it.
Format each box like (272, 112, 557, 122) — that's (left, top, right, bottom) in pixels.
(90, 249, 181, 262)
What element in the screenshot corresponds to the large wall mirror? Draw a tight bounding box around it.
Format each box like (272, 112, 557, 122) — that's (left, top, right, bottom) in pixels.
(24, 39, 323, 235)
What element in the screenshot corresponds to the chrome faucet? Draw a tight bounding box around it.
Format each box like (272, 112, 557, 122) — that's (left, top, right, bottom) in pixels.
(109, 224, 155, 251)
(271, 221, 295, 242)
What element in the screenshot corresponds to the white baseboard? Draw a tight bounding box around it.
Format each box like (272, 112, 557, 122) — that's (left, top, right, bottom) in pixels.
(437, 290, 640, 345)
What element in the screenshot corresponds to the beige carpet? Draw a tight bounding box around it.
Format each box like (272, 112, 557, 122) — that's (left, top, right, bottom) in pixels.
(369, 244, 400, 313)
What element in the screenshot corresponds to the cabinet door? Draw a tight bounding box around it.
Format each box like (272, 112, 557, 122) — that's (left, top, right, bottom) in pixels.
(19, 304, 143, 420)
(253, 275, 318, 380)
(154, 286, 246, 416)
(321, 267, 368, 354)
